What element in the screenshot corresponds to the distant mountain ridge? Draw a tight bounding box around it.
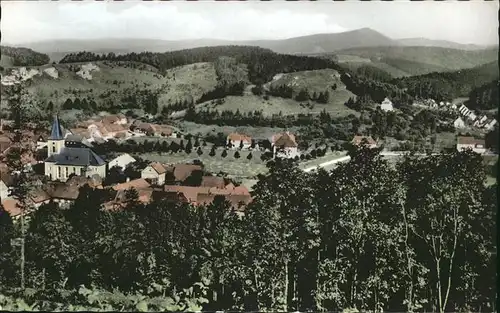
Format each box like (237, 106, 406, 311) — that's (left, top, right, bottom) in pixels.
(396, 38, 492, 51)
(8, 27, 497, 62)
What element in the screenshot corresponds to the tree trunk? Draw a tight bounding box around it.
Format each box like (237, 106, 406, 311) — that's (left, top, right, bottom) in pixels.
(284, 261, 289, 312)
(20, 209, 25, 290)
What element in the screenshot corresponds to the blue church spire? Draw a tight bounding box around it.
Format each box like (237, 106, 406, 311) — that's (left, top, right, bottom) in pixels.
(49, 115, 64, 140)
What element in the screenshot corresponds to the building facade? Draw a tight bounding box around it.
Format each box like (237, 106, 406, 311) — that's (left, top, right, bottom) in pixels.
(44, 116, 107, 182)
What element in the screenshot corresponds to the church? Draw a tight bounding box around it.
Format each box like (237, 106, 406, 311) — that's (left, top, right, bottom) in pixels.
(44, 116, 107, 182)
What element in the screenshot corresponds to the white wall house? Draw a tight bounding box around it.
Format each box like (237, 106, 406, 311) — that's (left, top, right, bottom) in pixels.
(380, 98, 394, 112)
(453, 117, 466, 129)
(141, 162, 167, 185)
(0, 180, 9, 200)
(485, 119, 497, 131)
(108, 153, 136, 170)
(456, 136, 486, 154)
(226, 133, 252, 150)
(271, 132, 299, 159)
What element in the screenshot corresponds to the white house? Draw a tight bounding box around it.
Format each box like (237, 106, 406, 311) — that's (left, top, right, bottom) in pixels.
(380, 98, 394, 112)
(453, 117, 466, 129)
(456, 136, 486, 154)
(0, 172, 13, 200)
(141, 162, 168, 185)
(226, 133, 252, 149)
(473, 115, 488, 127)
(108, 153, 136, 171)
(271, 132, 299, 159)
(485, 119, 497, 131)
(459, 104, 471, 117)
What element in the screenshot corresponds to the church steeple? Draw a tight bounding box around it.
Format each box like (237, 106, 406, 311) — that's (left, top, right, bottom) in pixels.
(49, 115, 64, 141)
(47, 115, 66, 158)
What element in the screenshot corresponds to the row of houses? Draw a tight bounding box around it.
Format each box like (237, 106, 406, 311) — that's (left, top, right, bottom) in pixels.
(455, 104, 496, 131)
(226, 131, 299, 158)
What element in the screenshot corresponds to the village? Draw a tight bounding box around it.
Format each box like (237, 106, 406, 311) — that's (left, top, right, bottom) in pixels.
(0, 114, 306, 217)
(0, 107, 494, 219)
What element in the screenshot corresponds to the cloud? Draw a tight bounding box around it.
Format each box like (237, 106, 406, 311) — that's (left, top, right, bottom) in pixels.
(2, 2, 347, 44)
(1, 1, 497, 45)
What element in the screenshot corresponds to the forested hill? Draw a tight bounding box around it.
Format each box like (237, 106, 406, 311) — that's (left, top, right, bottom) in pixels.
(59, 45, 345, 85)
(467, 80, 499, 110)
(392, 60, 499, 102)
(0, 46, 50, 67)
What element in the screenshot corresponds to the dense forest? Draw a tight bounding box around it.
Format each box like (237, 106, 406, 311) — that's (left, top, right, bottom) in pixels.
(1, 46, 51, 67)
(0, 148, 496, 312)
(466, 80, 499, 110)
(393, 61, 499, 102)
(59, 46, 345, 85)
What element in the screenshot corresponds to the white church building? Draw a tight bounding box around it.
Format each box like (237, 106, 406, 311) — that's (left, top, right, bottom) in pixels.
(44, 116, 107, 182)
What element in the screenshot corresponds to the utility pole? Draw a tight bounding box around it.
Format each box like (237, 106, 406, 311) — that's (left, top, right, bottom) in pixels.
(20, 203, 25, 290)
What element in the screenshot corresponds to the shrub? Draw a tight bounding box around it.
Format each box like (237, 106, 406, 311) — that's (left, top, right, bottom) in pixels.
(197, 147, 203, 156)
(234, 151, 240, 159)
(221, 149, 228, 158)
(247, 152, 252, 160)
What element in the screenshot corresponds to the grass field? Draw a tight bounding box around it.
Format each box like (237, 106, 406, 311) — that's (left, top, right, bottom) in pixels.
(12, 61, 217, 110)
(157, 62, 218, 107)
(138, 147, 269, 179)
(197, 93, 358, 118)
(174, 121, 301, 140)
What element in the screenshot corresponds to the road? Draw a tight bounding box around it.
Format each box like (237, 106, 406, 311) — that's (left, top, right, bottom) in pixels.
(302, 151, 498, 173)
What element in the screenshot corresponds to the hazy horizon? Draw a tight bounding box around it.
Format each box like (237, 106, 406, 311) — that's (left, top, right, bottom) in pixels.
(2, 1, 499, 46)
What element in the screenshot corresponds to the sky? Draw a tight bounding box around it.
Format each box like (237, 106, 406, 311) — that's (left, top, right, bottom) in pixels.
(2, 1, 498, 46)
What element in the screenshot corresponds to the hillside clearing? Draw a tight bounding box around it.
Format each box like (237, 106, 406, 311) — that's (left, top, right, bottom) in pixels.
(197, 93, 358, 117)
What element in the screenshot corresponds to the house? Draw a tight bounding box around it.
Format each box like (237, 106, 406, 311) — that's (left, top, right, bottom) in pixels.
(141, 162, 168, 185)
(271, 132, 299, 159)
(468, 112, 477, 121)
(0, 171, 14, 200)
(456, 136, 486, 154)
(36, 134, 48, 150)
(380, 98, 394, 112)
(484, 119, 497, 131)
(352, 136, 377, 148)
(474, 115, 488, 127)
(226, 133, 252, 149)
(458, 105, 472, 118)
(133, 122, 156, 135)
(101, 114, 128, 125)
(0, 135, 12, 155)
(44, 116, 107, 182)
(1, 198, 21, 218)
(112, 178, 151, 191)
(453, 117, 466, 129)
(201, 176, 226, 189)
(172, 164, 203, 182)
(108, 153, 136, 170)
(164, 184, 252, 212)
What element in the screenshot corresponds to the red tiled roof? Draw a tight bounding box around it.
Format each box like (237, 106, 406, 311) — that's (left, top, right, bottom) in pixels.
(173, 164, 203, 182)
(149, 162, 167, 175)
(227, 133, 252, 143)
(1, 198, 20, 217)
(457, 136, 485, 146)
(352, 136, 376, 146)
(273, 132, 297, 148)
(113, 178, 151, 191)
(272, 132, 296, 144)
(163, 184, 252, 210)
(201, 176, 226, 188)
